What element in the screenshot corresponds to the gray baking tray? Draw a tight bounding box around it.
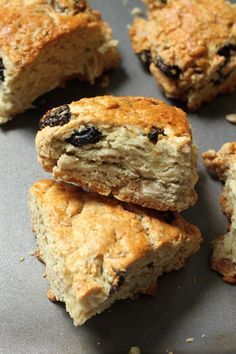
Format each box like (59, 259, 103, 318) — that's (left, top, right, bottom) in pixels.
(0, 1, 236, 353)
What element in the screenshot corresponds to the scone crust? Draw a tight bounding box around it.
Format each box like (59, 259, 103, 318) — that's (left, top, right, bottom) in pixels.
(0, 0, 117, 71)
(130, 0, 236, 109)
(203, 142, 236, 283)
(29, 179, 202, 324)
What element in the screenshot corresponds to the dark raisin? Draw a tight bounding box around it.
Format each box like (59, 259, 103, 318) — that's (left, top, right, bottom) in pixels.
(0, 58, 5, 82)
(49, 0, 87, 14)
(160, 0, 167, 3)
(39, 105, 71, 130)
(162, 211, 175, 223)
(155, 56, 181, 80)
(217, 44, 236, 65)
(147, 262, 154, 269)
(109, 270, 126, 295)
(66, 126, 102, 147)
(137, 50, 152, 66)
(148, 127, 165, 144)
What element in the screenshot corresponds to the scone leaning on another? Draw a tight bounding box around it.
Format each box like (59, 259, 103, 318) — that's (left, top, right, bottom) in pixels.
(203, 142, 236, 283)
(36, 96, 198, 212)
(0, 0, 119, 124)
(129, 0, 236, 110)
(29, 179, 202, 326)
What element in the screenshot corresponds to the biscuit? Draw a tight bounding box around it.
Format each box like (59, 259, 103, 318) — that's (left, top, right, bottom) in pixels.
(129, 0, 236, 110)
(29, 179, 202, 326)
(203, 142, 236, 283)
(36, 96, 198, 212)
(0, 0, 119, 124)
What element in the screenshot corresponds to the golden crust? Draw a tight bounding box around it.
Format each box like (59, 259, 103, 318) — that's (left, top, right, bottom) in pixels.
(41, 95, 190, 135)
(129, 0, 236, 109)
(0, 1, 111, 70)
(29, 179, 202, 324)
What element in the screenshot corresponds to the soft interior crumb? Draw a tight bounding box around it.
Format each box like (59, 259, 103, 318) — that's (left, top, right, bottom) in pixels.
(131, 7, 143, 16)
(225, 114, 236, 124)
(186, 338, 194, 343)
(129, 346, 141, 354)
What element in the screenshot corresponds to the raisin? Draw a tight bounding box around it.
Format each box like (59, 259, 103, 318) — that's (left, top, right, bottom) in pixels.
(217, 44, 236, 65)
(49, 0, 87, 14)
(148, 127, 165, 144)
(109, 270, 126, 295)
(155, 56, 181, 80)
(160, 0, 167, 3)
(137, 50, 152, 66)
(162, 211, 175, 223)
(39, 105, 71, 130)
(0, 58, 5, 82)
(66, 126, 102, 147)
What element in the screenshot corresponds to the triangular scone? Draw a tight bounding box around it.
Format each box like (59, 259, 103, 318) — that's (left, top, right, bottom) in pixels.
(36, 96, 198, 212)
(29, 179, 202, 326)
(203, 142, 236, 283)
(0, 0, 119, 124)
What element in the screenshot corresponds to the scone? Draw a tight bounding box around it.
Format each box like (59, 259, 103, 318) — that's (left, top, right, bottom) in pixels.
(29, 179, 202, 326)
(203, 142, 236, 283)
(129, 0, 236, 110)
(36, 96, 198, 212)
(0, 0, 119, 124)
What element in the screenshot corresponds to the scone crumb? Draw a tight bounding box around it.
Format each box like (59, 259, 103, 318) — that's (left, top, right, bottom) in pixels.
(131, 7, 143, 17)
(186, 338, 194, 343)
(98, 75, 110, 88)
(202, 334, 206, 338)
(19, 256, 25, 263)
(28, 251, 35, 256)
(47, 289, 57, 302)
(129, 346, 141, 354)
(225, 114, 236, 124)
(97, 342, 101, 346)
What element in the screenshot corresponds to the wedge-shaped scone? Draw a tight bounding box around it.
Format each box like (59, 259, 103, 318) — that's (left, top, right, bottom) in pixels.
(29, 179, 202, 326)
(0, 0, 119, 124)
(129, 0, 236, 110)
(203, 142, 236, 283)
(36, 96, 198, 212)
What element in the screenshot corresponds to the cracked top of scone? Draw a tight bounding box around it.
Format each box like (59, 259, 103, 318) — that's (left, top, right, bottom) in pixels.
(30, 179, 201, 281)
(130, 0, 236, 84)
(39, 96, 191, 137)
(0, 0, 112, 68)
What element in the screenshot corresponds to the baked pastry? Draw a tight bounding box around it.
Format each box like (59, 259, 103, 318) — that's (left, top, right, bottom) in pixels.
(129, 0, 236, 110)
(0, 0, 119, 124)
(29, 179, 202, 326)
(203, 142, 236, 283)
(36, 96, 198, 212)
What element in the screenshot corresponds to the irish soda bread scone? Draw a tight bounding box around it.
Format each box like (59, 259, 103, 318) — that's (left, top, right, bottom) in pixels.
(129, 0, 236, 110)
(0, 0, 119, 124)
(29, 179, 202, 326)
(36, 96, 197, 211)
(203, 143, 236, 283)
(36, 96, 198, 212)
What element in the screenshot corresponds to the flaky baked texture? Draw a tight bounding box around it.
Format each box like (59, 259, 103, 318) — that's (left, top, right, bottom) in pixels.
(29, 179, 202, 326)
(129, 0, 236, 110)
(0, 0, 119, 124)
(36, 96, 198, 212)
(203, 143, 236, 283)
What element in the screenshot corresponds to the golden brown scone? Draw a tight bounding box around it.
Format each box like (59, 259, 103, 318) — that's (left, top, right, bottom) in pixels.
(0, 0, 119, 124)
(29, 179, 202, 326)
(129, 0, 236, 110)
(36, 96, 198, 212)
(203, 143, 236, 283)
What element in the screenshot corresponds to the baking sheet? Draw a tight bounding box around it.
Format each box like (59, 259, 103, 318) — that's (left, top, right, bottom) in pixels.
(0, 1, 236, 353)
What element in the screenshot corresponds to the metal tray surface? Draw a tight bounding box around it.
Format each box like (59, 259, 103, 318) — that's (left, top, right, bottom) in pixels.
(0, 1, 236, 353)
